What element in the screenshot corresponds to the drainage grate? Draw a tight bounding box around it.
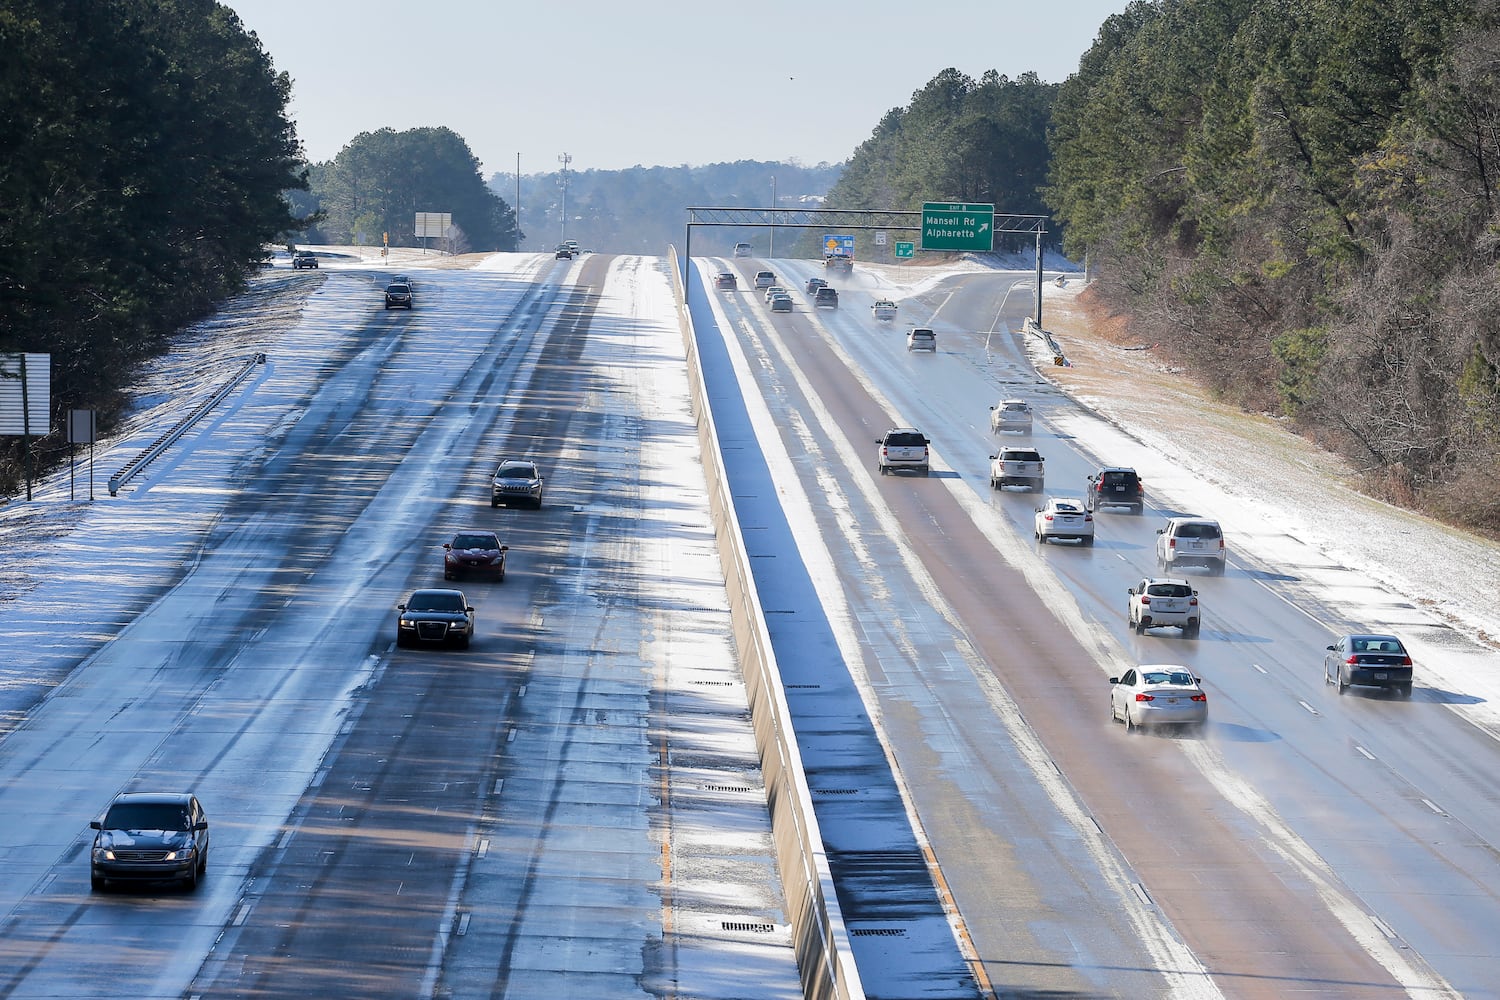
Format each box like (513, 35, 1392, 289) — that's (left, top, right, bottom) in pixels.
(784, 683, 822, 689)
(703, 784, 755, 793)
(692, 680, 735, 686)
(850, 927, 907, 937)
(722, 921, 776, 933)
(814, 788, 859, 795)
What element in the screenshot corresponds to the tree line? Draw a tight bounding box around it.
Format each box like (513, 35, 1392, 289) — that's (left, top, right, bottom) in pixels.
(1045, 0, 1500, 532)
(0, 0, 306, 496)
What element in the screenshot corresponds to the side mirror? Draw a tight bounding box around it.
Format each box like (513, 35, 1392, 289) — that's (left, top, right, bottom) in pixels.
(397, 604, 407, 612)
(1325, 644, 1336, 652)
(1108, 677, 1119, 686)
(90, 820, 102, 830)
(194, 820, 208, 831)
(466, 606, 475, 613)
(443, 543, 452, 550)
(1127, 588, 1136, 595)
(1156, 528, 1165, 535)
(988, 455, 997, 461)
(501, 545, 510, 552)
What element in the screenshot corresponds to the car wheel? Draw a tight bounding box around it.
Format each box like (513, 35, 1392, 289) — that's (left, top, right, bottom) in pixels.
(456, 633, 471, 650)
(396, 632, 408, 649)
(1135, 618, 1146, 635)
(1337, 673, 1348, 695)
(1186, 622, 1200, 639)
(497, 567, 506, 583)
(1082, 536, 1095, 547)
(490, 498, 499, 508)
(90, 872, 105, 892)
(185, 863, 199, 892)
(444, 571, 454, 581)
(1211, 560, 1226, 576)
(1124, 709, 1141, 733)
(1401, 682, 1413, 699)
(1034, 480, 1044, 492)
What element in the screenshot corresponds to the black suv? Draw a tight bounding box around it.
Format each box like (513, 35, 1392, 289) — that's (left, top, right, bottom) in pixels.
(91, 792, 210, 891)
(1086, 466, 1144, 513)
(292, 250, 318, 269)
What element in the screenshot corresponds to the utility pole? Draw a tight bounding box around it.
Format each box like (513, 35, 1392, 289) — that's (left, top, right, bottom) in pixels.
(558, 152, 571, 245)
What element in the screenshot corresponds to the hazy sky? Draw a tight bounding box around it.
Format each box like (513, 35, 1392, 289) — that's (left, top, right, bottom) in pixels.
(222, 0, 1134, 178)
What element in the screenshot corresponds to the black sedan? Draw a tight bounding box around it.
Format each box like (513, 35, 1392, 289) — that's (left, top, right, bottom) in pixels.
(443, 531, 508, 581)
(1324, 633, 1413, 697)
(396, 589, 475, 649)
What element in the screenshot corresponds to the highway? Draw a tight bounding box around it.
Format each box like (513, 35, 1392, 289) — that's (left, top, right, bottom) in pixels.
(0, 249, 1497, 998)
(696, 254, 1499, 998)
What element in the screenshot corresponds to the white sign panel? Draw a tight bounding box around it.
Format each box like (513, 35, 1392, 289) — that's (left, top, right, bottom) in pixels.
(0, 352, 50, 436)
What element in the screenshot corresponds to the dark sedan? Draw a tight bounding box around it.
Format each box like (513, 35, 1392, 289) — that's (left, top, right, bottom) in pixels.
(396, 589, 475, 649)
(1324, 633, 1413, 697)
(90, 792, 209, 891)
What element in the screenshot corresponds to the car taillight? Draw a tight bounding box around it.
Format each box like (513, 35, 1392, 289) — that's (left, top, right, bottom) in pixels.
(1401, 656, 1413, 665)
(1345, 655, 1359, 665)
(1043, 514, 1054, 522)
(1139, 595, 1150, 605)
(1168, 538, 1177, 549)
(1189, 596, 1198, 606)
(1134, 693, 1155, 702)
(1190, 693, 1207, 702)
(1084, 513, 1093, 521)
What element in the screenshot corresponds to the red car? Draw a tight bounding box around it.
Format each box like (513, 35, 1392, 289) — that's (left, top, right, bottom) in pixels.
(443, 531, 508, 581)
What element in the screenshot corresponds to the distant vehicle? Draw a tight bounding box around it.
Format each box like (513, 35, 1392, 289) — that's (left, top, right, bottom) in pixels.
(1156, 517, 1226, 575)
(396, 589, 475, 649)
(871, 299, 898, 322)
(753, 270, 776, 289)
(1324, 634, 1414, 697)
(1127, 578, 1201, 637)
(555, 247, 574, 260)
(876, 427, 930, 476)
(292, 250, 318, 269)
(763, 284, 788, 302)
(907, 327, 936, 351)
(391, 273, 411, 287)
(769, 293, 793, 313)
(383, 283, 413, 309)
(1109, 665, 1207, 733)
(733, 242, 753, 257)
(813, 286, 839, 309)
(1086, 466, 1144, 514)
(825, 254, 853, 275)
(443, 531, 508, 582)
(491, 459, 545, 508)
(989, 399, 1033, 434)
(715, 271, 738, 290)
(989, 447, 1045, 491)
(805, 276, 828, 294)
(90, 792, 209, 892)
(1033, 497, 1094, 545)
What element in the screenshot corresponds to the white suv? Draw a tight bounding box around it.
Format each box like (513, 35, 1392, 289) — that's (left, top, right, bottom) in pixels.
(876, 428, 930, 476)
(1127, 578, 1202, 637)
(1156, 518, 1226, 575)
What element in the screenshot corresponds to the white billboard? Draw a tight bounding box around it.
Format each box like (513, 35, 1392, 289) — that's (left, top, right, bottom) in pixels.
(0, 352, 50, 436)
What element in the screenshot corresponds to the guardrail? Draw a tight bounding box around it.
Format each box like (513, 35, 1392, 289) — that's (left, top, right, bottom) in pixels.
(108, 353, 267, 496)
(1024, 316, 1070, 368)
(668, 248, 864, 1000)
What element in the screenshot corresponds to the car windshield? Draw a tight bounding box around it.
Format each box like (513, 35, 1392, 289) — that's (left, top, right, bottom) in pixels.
(408, 592, 464, 612)
(1052, 502, 1082, 513)
(1142, 671, 1195, 686)
(387, 284, 409, 292)
(104, 803, 190, 830)
(452, 534, 498, 550)
(1147, 584, 1193, 598)
(497, 464, 535, 479)
(1175, 522, 1221, 539)
(1102, 471, 1136, 486)
(886, 433, 925, 447)
(1354, 637, 1403, 653)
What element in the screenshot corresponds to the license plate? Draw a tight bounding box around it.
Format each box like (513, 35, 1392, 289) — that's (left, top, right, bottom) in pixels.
(1165, 697, 1179, 704)
(1374, 672, 1388, 680)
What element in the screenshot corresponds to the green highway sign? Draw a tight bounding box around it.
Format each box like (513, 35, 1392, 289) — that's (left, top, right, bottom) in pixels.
(921, 202, 994, 252)
(894, 241, 915, 259)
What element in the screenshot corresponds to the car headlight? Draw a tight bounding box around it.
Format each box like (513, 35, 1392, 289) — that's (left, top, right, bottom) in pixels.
(162, 844, 196, 862)
(93, 848, 114, 862)
(400, 618, 418, 628)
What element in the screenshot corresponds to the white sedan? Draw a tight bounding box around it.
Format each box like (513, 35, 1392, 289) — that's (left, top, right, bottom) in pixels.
(1033, 497, 1094, 545)
(1109, 665, 1207, 733)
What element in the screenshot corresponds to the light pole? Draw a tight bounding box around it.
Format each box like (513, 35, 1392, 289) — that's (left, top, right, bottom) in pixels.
(558, 152, 571, 245)
(769, 175, 777, 258)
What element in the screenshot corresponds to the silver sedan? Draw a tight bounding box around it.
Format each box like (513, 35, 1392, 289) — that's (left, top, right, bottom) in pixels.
(1109, 665, 1207, 733)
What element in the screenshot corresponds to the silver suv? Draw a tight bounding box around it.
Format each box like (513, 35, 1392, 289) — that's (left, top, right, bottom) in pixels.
(491, 459, 544, 509)
(876, 428, 930, 476)
(1156, 518, 1226, 575)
